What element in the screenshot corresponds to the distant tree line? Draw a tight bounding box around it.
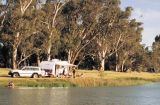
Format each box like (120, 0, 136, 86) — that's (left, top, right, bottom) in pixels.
(0, 0, 158, 72)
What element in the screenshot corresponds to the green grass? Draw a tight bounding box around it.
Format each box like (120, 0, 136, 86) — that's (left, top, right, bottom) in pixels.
(68, 77, 157, 87)
(1, 68, 160, 88)
(0, 77, 156, 88)
(0, 78, 77, 88)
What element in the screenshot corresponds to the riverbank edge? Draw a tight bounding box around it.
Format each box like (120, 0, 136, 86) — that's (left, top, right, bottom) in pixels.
(1, 68, 160, 88)
(1, 77, 160, 88)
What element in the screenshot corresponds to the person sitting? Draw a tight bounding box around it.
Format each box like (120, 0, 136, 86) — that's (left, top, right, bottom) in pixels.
(8, 81, 15, 88)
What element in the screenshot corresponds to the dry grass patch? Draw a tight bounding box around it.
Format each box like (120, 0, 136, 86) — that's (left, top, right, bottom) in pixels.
(0, 68, 10, 76)
(78, 70, 160, 79)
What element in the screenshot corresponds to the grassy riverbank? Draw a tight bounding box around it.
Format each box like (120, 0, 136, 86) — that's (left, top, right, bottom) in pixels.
(1, 68, 160, 87)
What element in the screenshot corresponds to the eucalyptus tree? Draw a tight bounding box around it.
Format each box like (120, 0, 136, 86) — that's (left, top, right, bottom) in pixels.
(60, 0, 103, 64)
(0, 1, 7, 28)
(110, 7, 132, 71)
(105, 5, 143, 72)
(0, 1, 11, 67)
(1, 0, 38, 69)
(151, 35, 160, 72)
(115, 19, 143, 72)
(112, 17, 143, 72)
(93, 1, 143, 71)
(94, 0, 121, 71)
(39, 0, 69, 61)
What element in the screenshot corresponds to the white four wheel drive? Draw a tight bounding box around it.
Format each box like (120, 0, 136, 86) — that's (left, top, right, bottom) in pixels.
(8, 66, 45, 78)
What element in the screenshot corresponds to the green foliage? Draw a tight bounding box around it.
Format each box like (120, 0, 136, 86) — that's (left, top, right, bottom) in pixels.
(0, 0, 155, 73)
(150, 35, 160, 72)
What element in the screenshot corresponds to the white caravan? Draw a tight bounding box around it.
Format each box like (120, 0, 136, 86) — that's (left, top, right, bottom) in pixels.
(39, 59, 75, 77)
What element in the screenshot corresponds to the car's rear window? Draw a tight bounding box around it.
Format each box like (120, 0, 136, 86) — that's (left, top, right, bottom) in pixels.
(31, 68, 39, 70)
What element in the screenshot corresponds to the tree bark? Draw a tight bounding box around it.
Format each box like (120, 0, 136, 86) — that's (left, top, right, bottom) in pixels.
(46, 2, 67, 61)
(47, 32, 52, 61)
(100, 58, 105, 71)
(20, 0, 33, 16)
(99, 51, 106, 71)
(37, 54, 40, 66)
(115, 52, 119, 72)
(12, 47, 17, 69)
(17, 53, 33, 67)
(68, 50, 71, 63)
(12, 32, 20, 69)
(121, 60, 126, 72)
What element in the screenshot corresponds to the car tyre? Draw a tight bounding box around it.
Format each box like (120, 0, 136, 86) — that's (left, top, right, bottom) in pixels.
(32, 73, 39, 78)
(12, 73, 19, 78)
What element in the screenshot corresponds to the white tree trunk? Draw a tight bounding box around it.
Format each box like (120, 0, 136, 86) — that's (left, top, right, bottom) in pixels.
(46, 1, 68, 61)
(100, 58, 105, 71)
(47, 48, 51, 61)
(12, 47, 17, 69)
(121, 54, 128, 72)
(115, 52, 119, 72)
(12, 32, 20, 69)
(121, 60, 126, 72)
(99, 51, 106, 71)
(47, 33, 52, 61)
(116, 65, 118, 72)
(37, 54, 40, 66)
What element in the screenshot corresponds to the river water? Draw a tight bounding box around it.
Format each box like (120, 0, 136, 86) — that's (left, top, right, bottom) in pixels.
(1, 83, 160, 105)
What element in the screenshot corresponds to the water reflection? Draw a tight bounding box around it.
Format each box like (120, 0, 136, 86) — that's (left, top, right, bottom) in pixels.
(7, 88, 70, 105)
(1, 83, 160, 105)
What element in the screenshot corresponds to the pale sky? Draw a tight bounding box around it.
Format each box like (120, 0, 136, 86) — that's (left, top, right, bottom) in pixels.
(121, 0, 160, 47)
